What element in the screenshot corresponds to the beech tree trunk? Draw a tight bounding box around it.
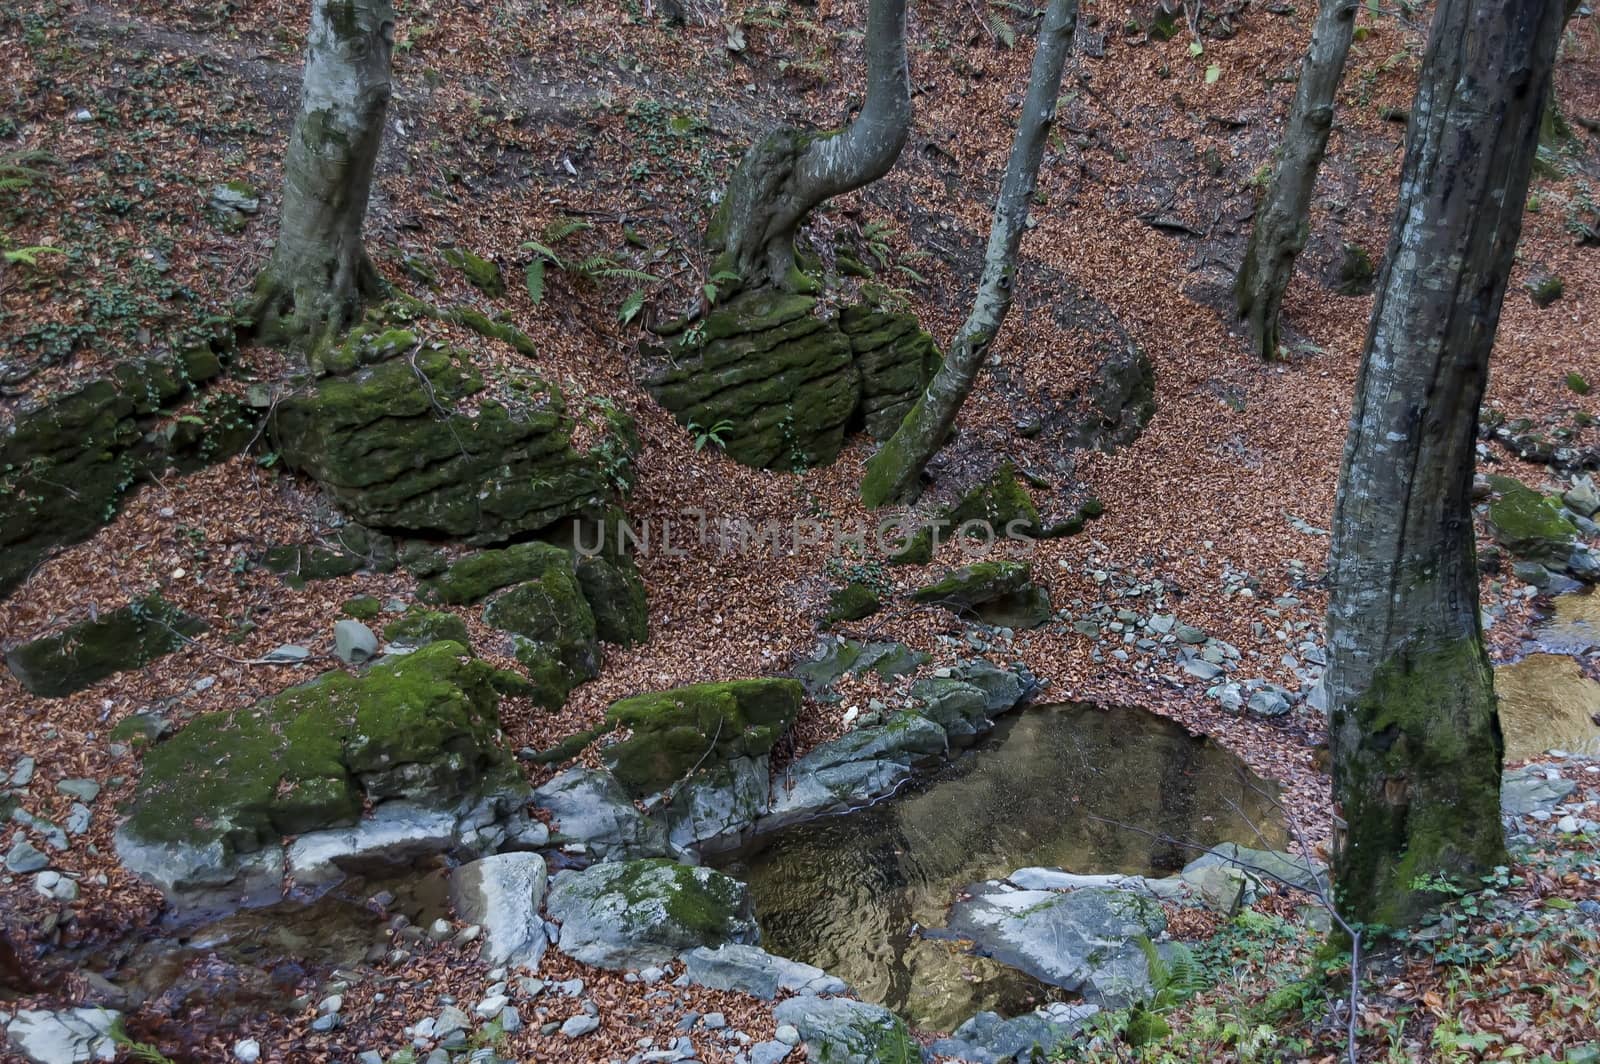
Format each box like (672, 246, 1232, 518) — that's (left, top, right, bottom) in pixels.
(859, 0, 1078, 508)
(250, 0, 395, 352)
(708, 0, 911, 292)
(1325, 0, 1565, 930)
(1234, 0, 1358, 361)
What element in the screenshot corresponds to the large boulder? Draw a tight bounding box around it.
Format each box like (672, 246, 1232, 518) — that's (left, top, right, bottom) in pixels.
(271, 324, 635, 542)
(838, 302, 940, 440)
(449, 852, 550, 969)
(761, 713, 946, 831)
(930, 1002, 1100, 1064)
(532, 766, 668, 860)
(575, 553, 649, 646)
(663, 755, 771, 854)
(944, 882, 1168, 1006)
(2, 1007, 122, 1064)
(641, 291, 860, 469)
(680, 943, 848, 999)
(912, 562, 1051, 629)
(5, 594, 205, 698)
(600, 678, 802, 796)
(770, 996, 918, 1064)
(114, 641, 531, 910)
(546, 858, 758, 969)
(1485, 477, 1579, 568)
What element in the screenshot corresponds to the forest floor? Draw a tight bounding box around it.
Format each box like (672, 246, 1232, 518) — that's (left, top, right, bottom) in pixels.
(2, 0, 1600, 1060)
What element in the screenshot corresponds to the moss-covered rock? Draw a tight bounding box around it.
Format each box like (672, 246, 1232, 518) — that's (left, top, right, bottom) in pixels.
(947, 463, 1042, 538)
(545, 858, 759, 969)
(1486, 477, 1578, 567)
(913, 561, 1052, 629)
(576, 554, 649, 646)
(602, 679, 802, 796)
(641, 291, 860, 469)
(271, 324, 634, 543)
(340, 595, 383, 620)
(382, 608, 471, 650)
(5, 595, 206, 698)
(115, 641, 527, 903)
(791, 639, 929, 698)
(0, 345, 250, 598)
(422, 542, 574, 605)
(442, 248, 505, 297)
(480, 551, 600, 709)
(261, 524, 397, 587)
(839, 301, 940, 440)
(825, 582, 881, 625)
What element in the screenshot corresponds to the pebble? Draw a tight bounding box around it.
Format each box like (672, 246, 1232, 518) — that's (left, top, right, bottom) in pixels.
(561, 1014, 600, 1038)
(639, 966, 665, 985)
(775, 1024, 800, 1046)
(474, 994, 509, 1019)
(317, 995, 342, 1015)
(552, 978, 584, 997)
(11, 756, 36, 786)
(702, 1012, 726, 1030)
(65, 804, 92, 835)
(233, 1039, 261, 1063)
(357, 1053, 384, 1064)
(499, 1006, 523, 1033)
(265, 644, 311, 662)
(310, 1014, 340, 1032)
(426, 918, 454, 941)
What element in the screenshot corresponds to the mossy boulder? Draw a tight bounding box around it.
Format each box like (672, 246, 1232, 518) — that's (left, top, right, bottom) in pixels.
(913, 561, 1051, 628)
(441, 248, 505, 297)
(481, 556, 600, 710)
(271, 331, 633, 543)
(0, 347, 250, 598)
(825, 582, 881, 625)
(115, 641, 526, 903)
(641, 291, 860, 469)
(5, 595, 206, 698)
(1486, 477, 1578, 567)
(791, 639, 929, 698)
(545, 858, 759, 969)
(575, 554, 649, 646)
(947, 463, 1042, 538)
(382, 608, 471, 650)
(422, 542, 574, 605)
(839, 302, 940, 439)
(262, 524, 397, 587)
(601, 679, 803, 796)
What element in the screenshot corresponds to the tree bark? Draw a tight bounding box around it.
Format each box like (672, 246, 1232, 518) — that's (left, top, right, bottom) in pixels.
(250, 0, 395, 353)
(708, 0, 911, 292)
(1325, 0, 1565, 931)
(1234, 0, 1358, 361)
(859, 0, 1078, 508)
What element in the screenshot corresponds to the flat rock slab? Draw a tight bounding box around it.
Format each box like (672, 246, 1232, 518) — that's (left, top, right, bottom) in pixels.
(931, 1002, 1100, 1064)
(6, 595, 204, 698)
(680, 943, 848, 1000)
(770, 996, 916, 1064)
(944, 883, 1166, 1006)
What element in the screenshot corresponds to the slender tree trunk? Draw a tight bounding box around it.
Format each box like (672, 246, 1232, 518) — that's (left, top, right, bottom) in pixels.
(859, 0, 1078, 508)
(1325, 0, 1565, 931)
(1234, 0, 1358, 361)
(708, 0, 911, 292)
(250, 0, 395, 353)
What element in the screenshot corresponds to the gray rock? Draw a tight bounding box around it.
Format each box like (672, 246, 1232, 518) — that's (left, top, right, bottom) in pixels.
(333, 620, 379, 664)
(665, 756, 769, 854)
(64, 804, 92, 836)
(209, 183, 260, 213)
(944, 882, 1167, 1006)
(6, 839, 49, 874)
(1245, 687, 1292, 718)
(547, 859, 758, 969)
(770, 996, 915, 1064)
(750, 1043, 792, 1064)
(1174, 624, 1207, 644)
(761, 758, 910, 832)
(1563, 477, 1599, 518)
(1182, 659, 1222, 682)
(930, 1002, 1100, 1063)
(951, 658, 1028, 714)
(1181, 843, 1327, 895)
(11, 755, 36, 786)
(560, 1014, 600, 1038)
(264, 644, 312, 662)
(55, 779, 100, 803)
(680, 943, 848, 1000)
(234, 1039, 262, 1063)
(286, 801, 460, 889)
(911, 678, 992, 742)
(449, 852, 549, 969)
(1502, 765, 1577, 816)
(3, 1008, 121, 1063)
(533, 767, 668, 860)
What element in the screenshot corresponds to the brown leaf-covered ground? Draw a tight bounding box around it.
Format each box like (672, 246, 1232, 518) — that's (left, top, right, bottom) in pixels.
(2, 0, 1599, 1060)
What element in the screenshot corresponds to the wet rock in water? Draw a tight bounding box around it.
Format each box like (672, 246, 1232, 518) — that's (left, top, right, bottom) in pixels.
(546, 859, 758, 969)
(272, 325, 632, 542)
(680, 943, 848, 1000)
(532, 767, 668, 860)
(450, 852, 549, 969)
(910, 677, 993, 744)
(930, 1002, 1100, 1064)
(114, 641, 531, 911)
(2, 1007, 121, 1064)
(601, 679, 802, 797)
(943, 882, 1167, 1006)
(912, 562, 1051, 629)
(760, 713, 947, 831)
(4, 595, 206, 698)
(769, 996, 917, 1064)
(332, 620, 378, 664)
(664, 755, 770, 854)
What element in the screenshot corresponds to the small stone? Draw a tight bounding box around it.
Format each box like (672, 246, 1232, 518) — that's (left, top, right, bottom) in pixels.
(318, 994, 342, 1015)
(265, 644, 311, 662)
(427, 918, 454, 942)
(5, 839, 48, 874)
(310, 1013, 340, 1032)
(702, 1012, 727, 1030)
(639, 965, 665, 985)
(499, 1006, 523, 1033)
(1175, 623, 1207, 644)
(209, 182, 260, 213)
(357, 1053, 384, 1064)
(234, 1039, 262, 1063)
(11, 756, 36, 786)
(474, 994, 508, 1019)
(1558, 815, 1581, 834)
(56, 778, 100, 803)
(333, 620, 379, 665)
(561, 1014, 600, 1038)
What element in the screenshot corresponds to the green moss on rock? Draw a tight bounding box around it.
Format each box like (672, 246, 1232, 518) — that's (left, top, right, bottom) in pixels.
(912, 561, 1051, 629)
(423, 542, 575, 605)
(442, 248, 505, 297)
(481, 552, 600, 709)
(947, 463, 1041, 538)
(5, 594, 206, 698)
(602, 679, 802, 795)
(576, 554, 649, 646)
(1486, 477, 1578, 566)
(341, 595, 382, 620)
(121, 641, 516, 856)
(382, 608, 471, 650)
(262, 524, 397, 587)
(825, 582, 881, 625)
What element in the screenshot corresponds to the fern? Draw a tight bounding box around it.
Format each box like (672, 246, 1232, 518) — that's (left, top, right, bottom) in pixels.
(3, 245, 62, 267)
(542, 217, 591, 243)
(524, 257, 547, 304)
(987, 9, 1017, 48)
(618, 288, 647, 325)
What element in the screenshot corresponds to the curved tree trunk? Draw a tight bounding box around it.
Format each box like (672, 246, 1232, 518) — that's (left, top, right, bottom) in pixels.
(708, 0, 911, 292)
(859, 0, 1078, 509)
(250, 0, 395, 353)
(1233, 0, 1358, 361)
(1325, 0, 1565, 931)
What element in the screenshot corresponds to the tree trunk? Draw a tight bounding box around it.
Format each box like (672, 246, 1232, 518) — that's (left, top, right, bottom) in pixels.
(1234, 0, 1357, 361)
(1325, 0, 1565, 931)
(859, 0, 1078, 508)
(708, 0, 911, 292)
(250, 0, 395, 353)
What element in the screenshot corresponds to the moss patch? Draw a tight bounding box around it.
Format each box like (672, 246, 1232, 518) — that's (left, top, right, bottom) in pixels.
(575, 554, 650, 646)
(422, 542, 575, 605)
(602, 679, 802, 795)
(5, 594, 206, 698)
(382, 608, 471, 650)
(825, 582, 881, 625)
(1486, 478, 1578, 566)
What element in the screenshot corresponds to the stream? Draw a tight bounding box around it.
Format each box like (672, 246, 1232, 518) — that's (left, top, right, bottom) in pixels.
(719, 702, 1288, 1032)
